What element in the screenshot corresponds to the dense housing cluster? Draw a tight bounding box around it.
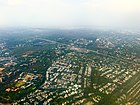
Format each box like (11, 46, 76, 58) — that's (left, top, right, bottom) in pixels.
(0, 29, 140, 105)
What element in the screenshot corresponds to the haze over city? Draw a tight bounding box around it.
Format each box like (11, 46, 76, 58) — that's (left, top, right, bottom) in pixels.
(0, 0, 140, 29)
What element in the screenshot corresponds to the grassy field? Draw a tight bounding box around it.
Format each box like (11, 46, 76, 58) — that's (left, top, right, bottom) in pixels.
(15, 81, 25, 87)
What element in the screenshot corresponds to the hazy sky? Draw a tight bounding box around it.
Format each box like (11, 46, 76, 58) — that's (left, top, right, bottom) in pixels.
(0, 0, 140, 28)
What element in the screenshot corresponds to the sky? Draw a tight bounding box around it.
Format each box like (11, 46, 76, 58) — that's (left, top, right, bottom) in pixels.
(0, 0, 140, 28)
